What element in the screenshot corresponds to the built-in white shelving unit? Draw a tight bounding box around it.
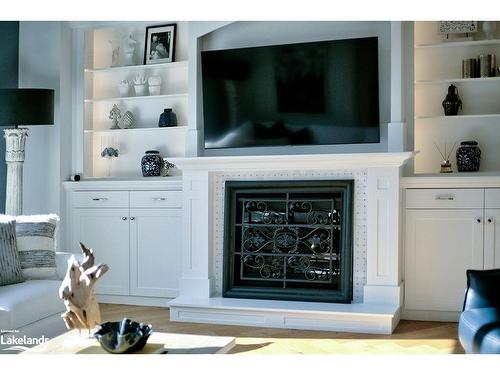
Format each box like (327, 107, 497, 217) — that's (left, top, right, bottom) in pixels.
(82, 22, 189, 178)
(414, 21, 500, 174)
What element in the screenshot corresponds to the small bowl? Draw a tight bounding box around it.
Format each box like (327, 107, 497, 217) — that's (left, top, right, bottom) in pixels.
(94, 318, 153, 354)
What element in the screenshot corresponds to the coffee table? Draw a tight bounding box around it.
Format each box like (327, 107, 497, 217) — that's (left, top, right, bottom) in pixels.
(22, 329, 235, 354)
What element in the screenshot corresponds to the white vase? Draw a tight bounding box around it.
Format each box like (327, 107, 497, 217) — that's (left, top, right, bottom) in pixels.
(149, 85, 161, 96)
(134, 84, 147, 96)
(119, 85, 130, 97)
(482, 21, 497, 40)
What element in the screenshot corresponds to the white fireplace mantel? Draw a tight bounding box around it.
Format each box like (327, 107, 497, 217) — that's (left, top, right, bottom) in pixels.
(169, 152, 413, 334)
(171, 152, 413, 171)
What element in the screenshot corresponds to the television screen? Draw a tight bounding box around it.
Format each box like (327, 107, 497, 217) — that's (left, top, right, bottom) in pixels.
(201, 37, 380, 150)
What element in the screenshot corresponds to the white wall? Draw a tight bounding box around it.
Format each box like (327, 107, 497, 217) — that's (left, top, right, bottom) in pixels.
(19, 21, 73, 249)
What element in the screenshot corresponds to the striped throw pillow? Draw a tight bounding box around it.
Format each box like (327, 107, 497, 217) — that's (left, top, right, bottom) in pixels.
(15, 214, 59, 280)
(0, 217, 24, 286)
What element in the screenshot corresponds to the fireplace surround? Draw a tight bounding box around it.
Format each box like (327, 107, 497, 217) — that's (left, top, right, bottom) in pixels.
(223, 180, 354, 303)
(169, 152, 412, 334)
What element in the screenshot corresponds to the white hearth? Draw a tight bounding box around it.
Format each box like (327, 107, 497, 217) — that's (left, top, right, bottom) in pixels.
(169, 152, 413, 334)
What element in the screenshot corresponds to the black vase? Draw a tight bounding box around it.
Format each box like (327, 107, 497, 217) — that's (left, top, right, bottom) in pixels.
(158, 108, 178, 127)
(456, 141, 481, 172)
(141, 150, 163, 177)
(442, 84, 462, 116)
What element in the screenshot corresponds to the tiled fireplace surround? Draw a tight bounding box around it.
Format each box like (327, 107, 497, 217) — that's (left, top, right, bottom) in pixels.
(169, 153, 412, 334)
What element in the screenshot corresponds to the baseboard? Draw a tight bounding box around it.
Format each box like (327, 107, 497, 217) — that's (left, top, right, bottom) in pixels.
(97, 294, 172, 307)
(401, 309, 460, 322)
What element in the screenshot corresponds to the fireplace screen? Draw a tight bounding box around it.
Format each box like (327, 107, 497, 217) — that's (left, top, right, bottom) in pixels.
(223, 180, 353, 303)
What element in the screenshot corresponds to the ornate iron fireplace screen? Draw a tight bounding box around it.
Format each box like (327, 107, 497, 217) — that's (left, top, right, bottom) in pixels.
(223, 180, 353, 303)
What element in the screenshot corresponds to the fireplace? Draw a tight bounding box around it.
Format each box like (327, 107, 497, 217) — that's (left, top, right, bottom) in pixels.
(223, 180, 353, 303)
(169, 153, 412, 334)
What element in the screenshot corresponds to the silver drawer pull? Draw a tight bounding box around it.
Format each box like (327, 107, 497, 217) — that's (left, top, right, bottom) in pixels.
(435, 194, 454, 201)
(152, 197, 167, 201)
(92, 197, 108, 201)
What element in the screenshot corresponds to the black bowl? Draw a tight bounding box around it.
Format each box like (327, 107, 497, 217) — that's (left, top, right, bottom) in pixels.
(94, 318, 153, 354)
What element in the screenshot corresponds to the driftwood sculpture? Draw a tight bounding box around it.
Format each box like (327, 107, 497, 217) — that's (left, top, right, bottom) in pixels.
(59, 243, 109, 333)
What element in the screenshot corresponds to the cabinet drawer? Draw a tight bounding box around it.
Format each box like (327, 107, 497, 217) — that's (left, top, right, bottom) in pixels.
(485, 189, 500, 208)
(130, 191, 182, 208)
(72, 191, 129, 208)
(405, 188, 483, 209)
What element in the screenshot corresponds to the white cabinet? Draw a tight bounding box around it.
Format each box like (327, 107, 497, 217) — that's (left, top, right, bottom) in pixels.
(405, 209, 484, 312)
(404, 187, 500, 320)
(73, 208, 131, 295)
(130, 208, 182, 297)
(66, 182, 183, 305)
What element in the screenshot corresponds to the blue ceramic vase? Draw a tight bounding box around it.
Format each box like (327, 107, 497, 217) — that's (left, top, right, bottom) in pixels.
(158, 108, 178, 127)
(141, 150, 163, 177)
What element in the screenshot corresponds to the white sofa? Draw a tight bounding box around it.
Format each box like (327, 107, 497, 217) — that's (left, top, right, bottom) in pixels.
(0, 252, 73, 351)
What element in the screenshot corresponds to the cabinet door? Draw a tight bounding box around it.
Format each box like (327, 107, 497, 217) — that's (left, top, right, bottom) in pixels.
(129, 208, 182, 298)
(484, 209, 500, 269)
(405, 209, 484, 312)
(72, 208, 130, 295)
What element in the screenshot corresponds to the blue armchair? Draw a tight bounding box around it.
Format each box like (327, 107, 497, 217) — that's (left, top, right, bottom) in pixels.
(458, 269, 500, 354)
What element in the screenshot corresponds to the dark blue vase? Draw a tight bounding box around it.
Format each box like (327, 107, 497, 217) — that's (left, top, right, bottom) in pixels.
(158, 108, 177, 127)
(141, 150, 163, 177)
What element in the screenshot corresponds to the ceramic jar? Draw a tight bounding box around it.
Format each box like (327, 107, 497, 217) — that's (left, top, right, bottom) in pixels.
(442, 84, 462, 116)
(119, 80, 130, 97)
(141, 150, 163, 177)
(158, 108, 178, 127)
(456, 141, 481, 172)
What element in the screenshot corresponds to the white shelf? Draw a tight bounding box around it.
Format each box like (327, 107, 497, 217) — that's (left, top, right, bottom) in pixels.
(415, 39, 500, 49)
(84, 126, 187, 134)
(84, 93, 187, 103)
(416, 77, 500, 85)
(84, 61, 188, 73)
(415, 113, 500, 120)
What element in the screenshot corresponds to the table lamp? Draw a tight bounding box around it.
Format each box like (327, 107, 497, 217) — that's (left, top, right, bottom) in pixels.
(0, 89, 54, 215)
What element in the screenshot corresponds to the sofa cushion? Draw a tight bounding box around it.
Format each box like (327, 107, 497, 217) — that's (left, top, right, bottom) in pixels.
(459, 307, 500, 354)
(15, 214, 59, 280)
(0, 280, 64, 330)
(0, 217, 24, 286)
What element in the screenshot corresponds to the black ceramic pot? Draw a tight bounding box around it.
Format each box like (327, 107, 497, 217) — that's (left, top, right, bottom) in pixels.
(456, 141, 481, 172)
(158, 108, 178, 127)
(141, 150, 163, 177)
(442, 84, 462, 116)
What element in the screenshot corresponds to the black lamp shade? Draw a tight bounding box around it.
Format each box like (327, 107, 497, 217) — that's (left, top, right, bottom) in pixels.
(0, 89, 54, 126)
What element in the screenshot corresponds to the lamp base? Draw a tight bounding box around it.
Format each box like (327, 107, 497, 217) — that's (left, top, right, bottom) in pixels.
(4, 128, 28, 216)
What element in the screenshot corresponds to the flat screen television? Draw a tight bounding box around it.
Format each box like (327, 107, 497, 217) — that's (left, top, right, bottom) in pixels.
(201, 36, 380, 150)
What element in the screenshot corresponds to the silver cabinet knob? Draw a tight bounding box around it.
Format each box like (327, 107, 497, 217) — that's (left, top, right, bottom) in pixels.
(477, 218, 482, 223)
(488, 218, 493, 223)
(152, 197, 167, 201)
(130, 217, 135, 221)
(122, 217, 128, 221)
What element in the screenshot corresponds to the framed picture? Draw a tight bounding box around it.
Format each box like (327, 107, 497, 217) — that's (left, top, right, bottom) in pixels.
(144, 24, 176, 64)
(438, 21, 477, 34)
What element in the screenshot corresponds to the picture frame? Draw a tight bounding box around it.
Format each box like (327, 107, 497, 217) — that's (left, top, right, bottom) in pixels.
(144, 24, 176, 65)
(438, 21, 477, 34)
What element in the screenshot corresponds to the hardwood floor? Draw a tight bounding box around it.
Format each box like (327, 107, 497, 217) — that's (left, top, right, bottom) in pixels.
(100, 304, 464, 354)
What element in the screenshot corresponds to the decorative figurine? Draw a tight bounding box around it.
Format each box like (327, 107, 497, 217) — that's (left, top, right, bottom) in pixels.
(109, 104, 121, 129)
(141, 150, 163, 177)
(123, 34, 137, 66)
(109, 39, 120, 67)
(456, 140, 481, 172)
(119, 80, 130, 97)
(59, 242, 109, 334)
(133, 73, 147, 96)
(101, 147, 119, 158)
(120, 110, 135, 129)
(442, 84, 462, 116)
(161, 159, 175, 176)
(434, 141, 456, 173)
(158, 108, 177, 127)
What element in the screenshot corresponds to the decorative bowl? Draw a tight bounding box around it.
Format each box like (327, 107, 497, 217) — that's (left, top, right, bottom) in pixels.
(94, 318, 153, 354)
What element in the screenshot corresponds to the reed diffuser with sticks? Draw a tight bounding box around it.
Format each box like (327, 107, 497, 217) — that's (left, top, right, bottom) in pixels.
(434, 141, 457, 173)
